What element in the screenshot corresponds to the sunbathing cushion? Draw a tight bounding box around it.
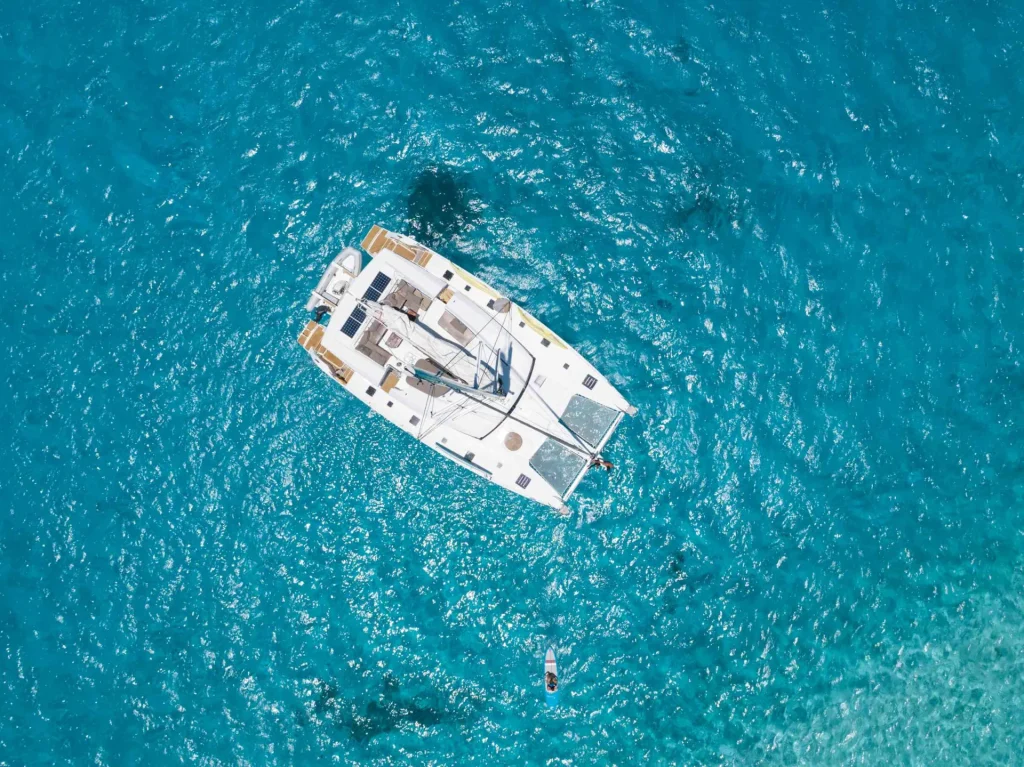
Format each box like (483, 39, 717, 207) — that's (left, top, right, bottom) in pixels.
(357, 343, 390, 366)
(362, 319, 387, 345)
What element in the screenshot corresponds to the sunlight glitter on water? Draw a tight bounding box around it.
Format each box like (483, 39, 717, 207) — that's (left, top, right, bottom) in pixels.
(2, 0, 1024, 764)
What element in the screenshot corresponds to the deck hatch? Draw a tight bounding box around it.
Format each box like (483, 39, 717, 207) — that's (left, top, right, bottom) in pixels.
(341, 306, 367, 338)
(363, 273, 392, 302)
(515, 474, 532, 489)
(583, 374, 598, 390)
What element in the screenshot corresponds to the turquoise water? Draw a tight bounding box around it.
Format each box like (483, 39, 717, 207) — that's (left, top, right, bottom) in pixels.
(3, 0, 1024, 763)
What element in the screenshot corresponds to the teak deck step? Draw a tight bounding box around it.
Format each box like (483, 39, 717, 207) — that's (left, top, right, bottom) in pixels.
(298, 320, 325, 351)
(361, 224, 434, 267)
(361, 224, 387, 255)
(297, 320, 354, 384)
(319, 347, 354, 384)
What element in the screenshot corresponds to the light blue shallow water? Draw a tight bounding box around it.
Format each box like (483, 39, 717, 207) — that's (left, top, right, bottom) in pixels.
(2, 1, 1024, 764)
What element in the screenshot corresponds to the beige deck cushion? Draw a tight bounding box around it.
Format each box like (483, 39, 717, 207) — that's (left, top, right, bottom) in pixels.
(357, 344, 390, 366)
(383, 280, 432, 315)
(380, 368, 400, 393)
(356, 320, 391, 366)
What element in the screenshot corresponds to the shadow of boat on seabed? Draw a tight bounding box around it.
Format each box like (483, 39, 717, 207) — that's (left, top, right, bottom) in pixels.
(405, 164, 481, 251)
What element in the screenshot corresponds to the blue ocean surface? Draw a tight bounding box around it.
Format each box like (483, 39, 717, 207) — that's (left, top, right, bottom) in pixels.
(2, 0, 1023, 763)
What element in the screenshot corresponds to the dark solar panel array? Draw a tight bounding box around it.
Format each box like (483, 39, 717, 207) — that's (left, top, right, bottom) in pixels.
(341, 306, 367, 338)
(362, 272, 392, 302)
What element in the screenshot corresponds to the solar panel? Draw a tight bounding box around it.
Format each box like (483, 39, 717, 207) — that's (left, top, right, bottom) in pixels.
(340, 306, 367, 338)
(362, 272, 392, 302)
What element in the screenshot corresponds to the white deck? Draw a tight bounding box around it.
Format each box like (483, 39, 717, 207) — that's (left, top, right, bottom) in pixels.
(299, 226, 635, 510)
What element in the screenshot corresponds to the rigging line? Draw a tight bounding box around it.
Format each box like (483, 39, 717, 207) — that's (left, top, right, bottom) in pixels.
(411, 326, 590, 458)
(472, 308, 592, 454)
(420, 395, 461, 423)
(366, 293, 577, 451)
(417, 390, 470, 429)
(439, 298, 510, 374)
(416, 367, 490, 442)
(443, 306, 504, 366)
(524, 381, 594, 453)
(419, 397, 488, 442)
(425, 388, 486, 424)
(471, 352, 589, 455)
(455, 385, 596, 460)
(415, 377, 434, 441)
(364, 298, 467, 363)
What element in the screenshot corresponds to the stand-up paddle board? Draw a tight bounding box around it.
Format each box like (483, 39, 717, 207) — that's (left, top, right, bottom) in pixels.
(544, 647, 559, 708)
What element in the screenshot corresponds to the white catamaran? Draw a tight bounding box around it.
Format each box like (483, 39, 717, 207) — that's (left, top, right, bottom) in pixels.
(298, 225, 636, 511)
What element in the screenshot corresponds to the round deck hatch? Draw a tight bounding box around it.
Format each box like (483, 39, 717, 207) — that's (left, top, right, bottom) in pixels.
(504, 432, 523, 451)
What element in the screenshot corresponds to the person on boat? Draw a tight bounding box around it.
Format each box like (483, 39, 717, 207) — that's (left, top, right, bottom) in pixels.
(546, 671, 558, 692)
(590, 457, 614, 472)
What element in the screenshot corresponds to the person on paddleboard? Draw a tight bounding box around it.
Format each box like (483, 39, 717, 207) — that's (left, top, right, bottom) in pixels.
(544, 647, 560, 708)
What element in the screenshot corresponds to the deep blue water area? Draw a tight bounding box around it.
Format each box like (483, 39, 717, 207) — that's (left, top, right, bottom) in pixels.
(2, 0, 1024, 764)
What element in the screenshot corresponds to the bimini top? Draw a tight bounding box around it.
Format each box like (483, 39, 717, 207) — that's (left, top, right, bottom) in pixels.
(298, 225, 636, 510)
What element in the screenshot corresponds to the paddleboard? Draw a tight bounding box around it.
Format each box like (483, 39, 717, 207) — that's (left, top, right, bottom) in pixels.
(544, 647, 559, 708)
